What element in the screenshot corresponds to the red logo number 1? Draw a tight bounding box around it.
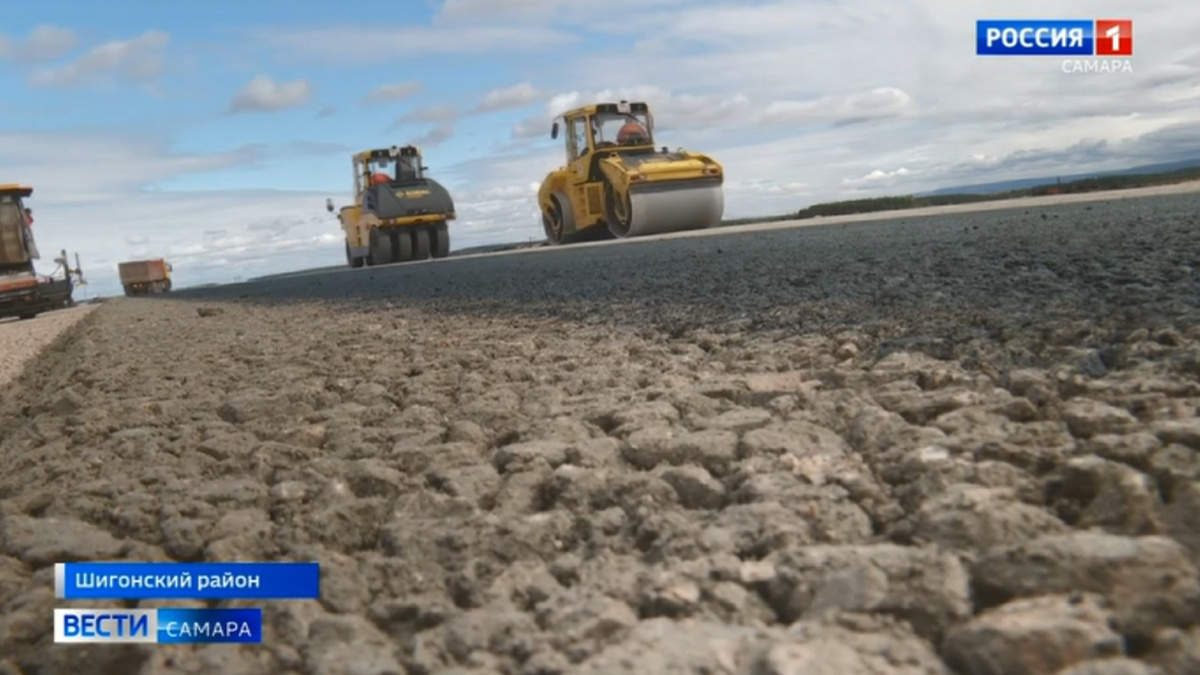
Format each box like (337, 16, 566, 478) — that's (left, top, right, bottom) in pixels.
(1095, 19, 1133, 56)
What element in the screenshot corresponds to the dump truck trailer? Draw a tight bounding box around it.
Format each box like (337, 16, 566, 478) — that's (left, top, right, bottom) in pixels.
(118, 259, 172, 295)
(0, 184, 82, 320)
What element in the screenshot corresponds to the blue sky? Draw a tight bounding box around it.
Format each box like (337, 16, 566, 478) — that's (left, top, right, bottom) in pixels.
(2, 0, 1197, 296)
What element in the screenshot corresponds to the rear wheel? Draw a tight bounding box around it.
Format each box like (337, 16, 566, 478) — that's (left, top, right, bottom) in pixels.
(431, 223, 450, 259)
(543, 197, 566, 244)
(392, 229, 414, 262)
(413, 227, 431, 260)
(346, 242, 364, 268)
(604, 181, 634, 238)
(369, 227, 394, 265)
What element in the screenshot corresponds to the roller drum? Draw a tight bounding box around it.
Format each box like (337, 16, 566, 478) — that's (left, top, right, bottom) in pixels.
(623, 181, 724, 238)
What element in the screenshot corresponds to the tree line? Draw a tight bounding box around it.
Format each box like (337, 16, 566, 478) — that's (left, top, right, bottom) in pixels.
(719, 165, 1200, 226)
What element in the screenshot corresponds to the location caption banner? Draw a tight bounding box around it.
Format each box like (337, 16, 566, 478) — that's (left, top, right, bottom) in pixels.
(55, 562, 320, 600)
(54, 608, 263, 644)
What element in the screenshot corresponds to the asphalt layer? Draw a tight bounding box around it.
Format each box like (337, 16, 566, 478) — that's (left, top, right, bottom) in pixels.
(178, 192, 1200, 349)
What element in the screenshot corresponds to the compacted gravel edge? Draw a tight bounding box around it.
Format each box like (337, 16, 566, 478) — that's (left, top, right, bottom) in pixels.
(0, 305, 98, 389)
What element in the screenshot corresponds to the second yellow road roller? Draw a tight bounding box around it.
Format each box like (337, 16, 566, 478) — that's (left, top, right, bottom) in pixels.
(326, 144, 456, 267)
(537, 100, 725, 244)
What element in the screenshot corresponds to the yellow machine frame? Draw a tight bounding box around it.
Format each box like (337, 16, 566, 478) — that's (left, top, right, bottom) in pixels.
(537, 100, 724, 243)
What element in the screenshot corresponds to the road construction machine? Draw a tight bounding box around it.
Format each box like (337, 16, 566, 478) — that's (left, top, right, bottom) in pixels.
(325, 145, 456, 267)
(0, 184, 86, 320)
(538, 100, 725, 245)
(118, 259, 172, 296)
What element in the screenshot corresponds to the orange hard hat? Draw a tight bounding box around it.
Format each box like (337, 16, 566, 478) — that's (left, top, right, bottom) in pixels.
(370, 173, 390, 185)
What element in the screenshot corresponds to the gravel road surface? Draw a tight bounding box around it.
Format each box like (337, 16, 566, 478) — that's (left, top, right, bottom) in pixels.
(0, 305, 97, 388)
(2, 192, 1200, 674)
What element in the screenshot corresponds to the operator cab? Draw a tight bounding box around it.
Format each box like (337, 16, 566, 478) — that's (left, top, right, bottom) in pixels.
(551, 101, 659, 162)
(354, 145, 427, 213)
(361, 145, 424, 188)
(591, 112, 652, 149)
(0, 185, 32, 231)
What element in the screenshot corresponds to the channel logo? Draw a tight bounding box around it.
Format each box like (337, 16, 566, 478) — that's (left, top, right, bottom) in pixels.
(53, 608, 262, 644)
(976, 19, 1133, 56)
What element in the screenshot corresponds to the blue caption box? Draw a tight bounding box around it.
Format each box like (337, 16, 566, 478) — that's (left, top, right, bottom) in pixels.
(976, 20, 1095, 56)
(54, 607, 262, 644)
(55, 562, 320, 600)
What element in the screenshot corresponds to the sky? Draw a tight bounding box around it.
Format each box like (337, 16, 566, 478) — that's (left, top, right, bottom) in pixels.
(2, 0, 1198, 297)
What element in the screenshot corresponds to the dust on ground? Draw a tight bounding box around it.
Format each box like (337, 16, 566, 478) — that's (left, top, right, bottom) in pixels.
(1, 193, 1199, 674)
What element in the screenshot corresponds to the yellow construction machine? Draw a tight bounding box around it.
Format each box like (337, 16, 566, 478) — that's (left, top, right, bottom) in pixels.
(1, 184, 86, 320)
(326, 145, 456, 267)
(537, 100, 725, 244)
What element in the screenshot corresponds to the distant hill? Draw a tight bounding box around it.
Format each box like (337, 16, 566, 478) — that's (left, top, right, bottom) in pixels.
(918, 158, 1200, 196)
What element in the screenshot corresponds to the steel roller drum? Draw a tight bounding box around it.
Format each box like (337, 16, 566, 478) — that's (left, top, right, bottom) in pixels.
(623, 181, 725, 238)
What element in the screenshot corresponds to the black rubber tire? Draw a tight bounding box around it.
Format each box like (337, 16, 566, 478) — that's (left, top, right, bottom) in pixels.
(347, 240, 365, 268)
(393, 229, 414, 262)
(369, 227, 394, 265)
(413, 227, 431, 260)
(163, 279, 172, 292)
(604, 181, 634, 238)
(432, 222, 450, 258)
(543, 198, 566, 244)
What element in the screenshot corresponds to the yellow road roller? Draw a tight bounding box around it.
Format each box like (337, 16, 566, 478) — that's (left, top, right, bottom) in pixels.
(537, 100, 725, 244)
(325, 145, 456, 267)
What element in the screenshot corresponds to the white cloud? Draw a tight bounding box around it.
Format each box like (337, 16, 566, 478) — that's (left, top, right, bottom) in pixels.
(28, 30, 168, 88)
(0, 131, 266, 202)
(511, 116, 548, 140)
(0, 25, 78, 63)
(397, 105, 459, 125)
(413, 122, 456, 147)
(254, 25, 575, 65)
(474, 82, 541, 112)
(842, 167, 912, 187)
(434, 0, 693, 24)
(435, 0, 561, 22)
(229, 75, 313, 113)
(763, 88, 914, 124)
(362, 81, 421, 105)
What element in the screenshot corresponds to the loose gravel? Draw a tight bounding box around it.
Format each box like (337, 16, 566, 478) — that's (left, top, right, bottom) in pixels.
(1, 193, 1199, 674)
(0, 305, 97, 388)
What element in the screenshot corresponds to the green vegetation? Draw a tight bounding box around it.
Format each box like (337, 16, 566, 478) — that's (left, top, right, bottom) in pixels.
(719, 165, 1200, 226)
